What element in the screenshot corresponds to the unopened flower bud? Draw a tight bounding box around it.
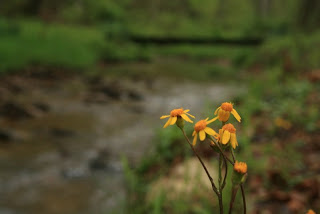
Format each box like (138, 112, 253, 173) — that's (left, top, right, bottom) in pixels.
(232, 161, 248, 185)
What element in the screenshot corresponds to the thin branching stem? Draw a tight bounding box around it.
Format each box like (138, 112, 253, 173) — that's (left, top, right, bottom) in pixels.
(230, 148, 236, 162)
(209, 136, 234, 165)
(228, 186, 239, 214)
(209, 136, 229, 190)
(180, 128, 219, 196)
(230, 148, 247, 214)
(221, 154, 228, 190)
(218, 153, 222, 188)
(240, 184, 247, 214)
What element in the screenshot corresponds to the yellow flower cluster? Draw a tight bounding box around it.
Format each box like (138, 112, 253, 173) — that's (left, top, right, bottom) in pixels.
(160, 102, 248, 212)
(160, 102, 241, 149)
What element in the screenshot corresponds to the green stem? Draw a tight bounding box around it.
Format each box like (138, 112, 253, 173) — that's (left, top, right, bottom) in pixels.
(209, 136, 230, 191)
(209, 136, 234, 165)
(218, 153, 222, 188)
(230, 148, 246, 214)
(228, 185, 239, 214)
(218, 194, 224, 214)
(240, 185, 247, 214)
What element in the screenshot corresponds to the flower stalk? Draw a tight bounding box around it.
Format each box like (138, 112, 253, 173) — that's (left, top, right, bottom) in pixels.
(160, 102, 247, 214)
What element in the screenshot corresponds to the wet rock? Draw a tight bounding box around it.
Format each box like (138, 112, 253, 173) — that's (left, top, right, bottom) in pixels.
(50, 128, 75, 138)
(84, 93, 110, 104)
(99, 85, 122, 100)
(0, 129, 13, 142)
(6, 83, 23, 94)
(89, 150, 109, 171)
(0, 102, 33, 119)
(86, 76, 103, 85)
(88, 81, 122, 101)
(87, 78, 145, 103)
(32, 102, 50, 112)
(89, 158, 107, 171)
(127, 90, 144, 101)
(61, 167, 89, 179)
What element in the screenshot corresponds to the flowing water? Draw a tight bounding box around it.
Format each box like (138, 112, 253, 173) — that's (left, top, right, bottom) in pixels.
(0, 71, 245, 214)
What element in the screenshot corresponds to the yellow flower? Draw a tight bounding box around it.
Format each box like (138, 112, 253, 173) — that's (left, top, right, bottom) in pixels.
(219, 123, 238, 149)
(192, 118, 218, 145)
(160, 108, 194, 128)
(307, 210, 316, 214)
(214, 102, 241, 122)
(234, 161, 247, 174)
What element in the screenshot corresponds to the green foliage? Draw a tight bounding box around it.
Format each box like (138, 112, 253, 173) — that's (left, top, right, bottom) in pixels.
(59, 0, 129, 23)
(0, 18, 104, 71)
(257, 32, 320, 69)
(100, 41, 150, 62)
(137, 127, 190, 175)
(0, 18, 150, 72)
(235, 60, 319, 189)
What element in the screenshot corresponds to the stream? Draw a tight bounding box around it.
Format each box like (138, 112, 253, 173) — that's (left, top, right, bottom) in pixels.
(0, 70, 245, 214)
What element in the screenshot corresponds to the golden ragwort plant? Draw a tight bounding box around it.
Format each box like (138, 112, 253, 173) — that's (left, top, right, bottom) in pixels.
(160, 102, 247, 214)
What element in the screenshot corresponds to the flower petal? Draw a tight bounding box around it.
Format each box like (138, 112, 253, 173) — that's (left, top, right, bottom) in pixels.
(181, 114, 193, 123)
(183, 109, 190, 113)
(206, 116, 218, 124)
(218, 110, 230, 122)
(186, 112, 195, 118)
(204, 127, 218, 136)
(160, 115, 170, 119)
(231, 109, 241, 122)
(163, 117, 173, 128)
(219, 129, 224, 142)
(230, 133, 238, 149)
(192, 130, 196, 136)
(199, 130, 206, 141)
(222, 130, 231, 144)
(170, 116, 177, 125)
(193, 133, 198, 146)
(214, 107, 221, 115)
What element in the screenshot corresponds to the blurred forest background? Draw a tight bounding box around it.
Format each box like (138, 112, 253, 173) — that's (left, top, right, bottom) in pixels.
(0, 0, 319, 214)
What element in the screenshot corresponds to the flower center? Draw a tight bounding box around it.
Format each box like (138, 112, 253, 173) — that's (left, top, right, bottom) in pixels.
(222, 123, 236, 133)
(170, 108, 184, 117)
(194, 120, 207, 132)
(221, 102, 233, 112)
(234, 161, 247, 174)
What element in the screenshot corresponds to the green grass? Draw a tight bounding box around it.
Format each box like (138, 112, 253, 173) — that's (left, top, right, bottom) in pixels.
(0, 18, 153, 72)
(0, 18, 106, 71)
